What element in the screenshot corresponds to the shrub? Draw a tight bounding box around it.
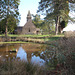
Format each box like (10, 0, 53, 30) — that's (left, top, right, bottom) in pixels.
(41, 37, 75, 75)
(51, 37, 75, 74)
(0, 60, 45, 75)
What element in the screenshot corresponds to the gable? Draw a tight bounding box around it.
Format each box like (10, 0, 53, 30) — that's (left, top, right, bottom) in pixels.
(24, 20, 36, 29)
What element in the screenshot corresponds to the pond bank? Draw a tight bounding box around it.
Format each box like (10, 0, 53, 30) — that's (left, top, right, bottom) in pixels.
(0, 35, 61, 45)
(0, 41, 47, 47)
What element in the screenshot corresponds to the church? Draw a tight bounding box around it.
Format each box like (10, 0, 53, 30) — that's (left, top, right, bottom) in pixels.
(17, 11, 40, 34)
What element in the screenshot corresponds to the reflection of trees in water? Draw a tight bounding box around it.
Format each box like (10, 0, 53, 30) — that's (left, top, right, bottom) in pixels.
(22, 43, 47, 51)
(31, 49, 56, 62)
(0, 44, 57, 67)
(39, 46, 58, 69)
(0, 44, 19, 61)
(32, 51, 41, 56)
(31, 44, 48, 60)
(16, 47, 45, 66)
(30, 46, 58, 68)
(0, 52, 17, 61)
(16, 44, 47, 64)
(29, 48, 57, 63)
(0, 44, 22, 61)
(27, 52, 32, 63)
(6, 44, 8, 51)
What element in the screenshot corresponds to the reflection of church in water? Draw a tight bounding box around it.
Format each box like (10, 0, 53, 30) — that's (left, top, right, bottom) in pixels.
(16, 47, 31, 62)
(16, 47, 45, 66)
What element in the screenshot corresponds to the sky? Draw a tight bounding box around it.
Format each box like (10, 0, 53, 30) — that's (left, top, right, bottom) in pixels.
(19, 0, 40, 26)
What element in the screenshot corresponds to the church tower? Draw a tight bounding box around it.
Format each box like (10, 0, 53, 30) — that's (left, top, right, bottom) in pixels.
(27, 10, 31, 22)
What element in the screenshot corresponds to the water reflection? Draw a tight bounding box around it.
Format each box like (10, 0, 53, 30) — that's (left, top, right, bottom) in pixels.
(16, 47, 27, 62)
(31, 55, 45, 66)
(0, 43, 47, 66)
(16, 46, 45, 66)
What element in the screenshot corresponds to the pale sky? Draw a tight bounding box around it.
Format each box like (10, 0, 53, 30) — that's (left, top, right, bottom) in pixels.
(19, 0, 40, 26)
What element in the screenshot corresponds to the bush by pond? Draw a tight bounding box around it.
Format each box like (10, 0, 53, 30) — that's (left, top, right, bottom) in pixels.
(44, 37, 75, 75)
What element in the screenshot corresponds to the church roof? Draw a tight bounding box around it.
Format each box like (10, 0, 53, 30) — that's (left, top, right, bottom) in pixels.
(36, 28, 40, 31)
(24, 19, 36, 29)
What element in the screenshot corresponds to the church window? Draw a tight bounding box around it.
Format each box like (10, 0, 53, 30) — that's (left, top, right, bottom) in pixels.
(29, 28, 30, 32)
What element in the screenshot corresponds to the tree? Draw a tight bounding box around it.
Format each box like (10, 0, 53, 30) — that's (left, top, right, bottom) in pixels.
(38, 0, 75, 35)
(0, 0, 20, 36)
(41, 19, 55, 34)
(7, 16, 18, 34)
(0, 18, 6, 34)
(32, 14, 43, 28)
(0, 15, 18, 34)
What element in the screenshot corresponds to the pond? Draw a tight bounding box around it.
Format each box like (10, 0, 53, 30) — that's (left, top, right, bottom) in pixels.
(0, 43, 47, 66)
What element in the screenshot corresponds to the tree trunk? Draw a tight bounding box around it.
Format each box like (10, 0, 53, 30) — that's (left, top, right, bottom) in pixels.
(55, 16, 59, 35)
(48, 25, 51, 34)
(58, 18, 61, 33)
(5, 0, 9, 37)
(5, 20, 8, 37)
(5, 25, 8, 37)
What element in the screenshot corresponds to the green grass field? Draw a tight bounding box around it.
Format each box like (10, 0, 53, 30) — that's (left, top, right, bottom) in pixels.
(0, 41, 27, 44)
(0, 34, 64, 37)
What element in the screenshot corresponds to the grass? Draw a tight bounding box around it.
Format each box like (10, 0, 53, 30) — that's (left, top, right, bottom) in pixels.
(0, 41, 29, 44)
(0, 34, 50, 37)
(42, 37, 60, 41)
(0, 34, 64, 37)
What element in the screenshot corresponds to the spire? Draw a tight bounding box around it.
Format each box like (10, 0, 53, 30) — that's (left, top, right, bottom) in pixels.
(27, 10, 31, 16)
(27, 10, 31, 22)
